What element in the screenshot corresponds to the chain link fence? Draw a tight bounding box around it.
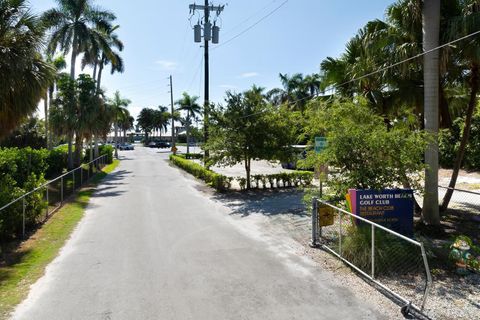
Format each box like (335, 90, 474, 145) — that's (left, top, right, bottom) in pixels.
(0, 155, 107, 239)
(311, 199, 432, 316)
(439, 185, 480, 214)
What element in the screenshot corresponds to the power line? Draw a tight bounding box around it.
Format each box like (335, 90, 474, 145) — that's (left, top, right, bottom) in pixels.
(221, 0, 280, 37)
(239, 28, 480, 119)
(212, 0, 288, 51)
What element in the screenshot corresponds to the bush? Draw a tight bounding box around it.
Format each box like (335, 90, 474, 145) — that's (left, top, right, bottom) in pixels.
(46, 147, 68, 177)
(171, 154, 313, 191)
(170, 155, 229, 191)
(83, 144, 114, 164)
(176, 153, 203, 160)
(0, 148, 48, 241)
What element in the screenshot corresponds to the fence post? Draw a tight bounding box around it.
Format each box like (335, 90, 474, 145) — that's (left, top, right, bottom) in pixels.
(371, 224, 375, 279)
(61, 176, 64, 203)
(46, 186, 49, 219)
(80, 166, 83, 186)
(339, 211, 342, 256)
(310, 197, 318, 247)
(22, 197, 26, 238)
(72, 169, 75, 191)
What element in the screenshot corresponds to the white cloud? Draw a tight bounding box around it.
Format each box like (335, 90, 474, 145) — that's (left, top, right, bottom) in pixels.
(239, 72, 259, 78)
(155, 60, 178, 70)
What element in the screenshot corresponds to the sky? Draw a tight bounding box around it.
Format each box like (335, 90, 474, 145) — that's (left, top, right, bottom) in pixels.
(32, 0, 394, 123)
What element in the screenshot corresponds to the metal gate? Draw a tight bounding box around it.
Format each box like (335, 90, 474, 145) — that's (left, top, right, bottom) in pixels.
(311, 198, 432, 316)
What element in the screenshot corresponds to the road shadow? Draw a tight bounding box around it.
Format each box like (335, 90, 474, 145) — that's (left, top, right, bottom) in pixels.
(91, 170, 131, 199)
(211, 189, 306, 217)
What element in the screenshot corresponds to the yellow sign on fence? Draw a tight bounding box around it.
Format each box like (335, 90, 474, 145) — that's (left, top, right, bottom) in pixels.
(318, 204, 335, 227)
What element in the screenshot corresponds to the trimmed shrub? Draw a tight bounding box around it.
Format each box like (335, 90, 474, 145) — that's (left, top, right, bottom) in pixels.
(170, 155, 229, 191)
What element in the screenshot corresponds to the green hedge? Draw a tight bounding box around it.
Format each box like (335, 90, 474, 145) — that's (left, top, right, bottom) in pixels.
(170, 155, 313, 191)
(176, 153, 203, 160)
(170, 155, 229, 191)
(0, 148, 48, 241)
(83, 145, 114, 164)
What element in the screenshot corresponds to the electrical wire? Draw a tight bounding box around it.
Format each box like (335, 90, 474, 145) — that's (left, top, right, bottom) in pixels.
(238, 28, 480, 119)
(211, 0, 288, 51)
(221, 0, 281, 37)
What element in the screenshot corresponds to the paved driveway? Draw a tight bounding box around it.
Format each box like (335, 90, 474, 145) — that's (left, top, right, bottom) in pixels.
(13, 147, 387, 320)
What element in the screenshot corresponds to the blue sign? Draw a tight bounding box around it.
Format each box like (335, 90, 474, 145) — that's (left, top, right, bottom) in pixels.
(353, 189, 414, 238)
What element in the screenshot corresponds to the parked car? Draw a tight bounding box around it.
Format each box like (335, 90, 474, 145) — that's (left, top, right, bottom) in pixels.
(155, 141, 170, 148)
(147, 141, 157, 148)
(118, 143, 134, 150)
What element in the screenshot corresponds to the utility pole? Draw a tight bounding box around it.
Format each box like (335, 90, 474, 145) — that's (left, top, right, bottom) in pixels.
(189, 1, 225, 160)
(169, 75, 176, 153)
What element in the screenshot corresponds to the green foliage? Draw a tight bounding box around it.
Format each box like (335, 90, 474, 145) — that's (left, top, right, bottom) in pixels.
(170, 155, 313, 191)
(170, 155, 229, 191)
(342, 225, 415, 275)
(46, 147, 68, 177)
(0, 116, 46, 149)
(303, 99, 427, 197)
(0, 148, 49, 241)
(83, 144, 114, 164)
(176, 153, 203, 160)
(439, 114, 480, 170)
(207, 86, 297, 189)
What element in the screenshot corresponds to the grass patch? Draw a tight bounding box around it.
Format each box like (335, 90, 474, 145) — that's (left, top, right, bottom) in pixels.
(0, 160, 119, 319)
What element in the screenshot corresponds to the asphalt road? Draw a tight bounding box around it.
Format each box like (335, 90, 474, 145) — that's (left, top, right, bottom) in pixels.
(13, 147, 387, 320)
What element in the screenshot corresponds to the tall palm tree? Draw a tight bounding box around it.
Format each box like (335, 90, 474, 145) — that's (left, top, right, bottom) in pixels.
(137, 108, 155, 143)
(153, 106, 170, 139)
(109, 91, 131, 158)
(42, 0, 115, 79)
(94, 25, 124, 92)
(422, 0, 441, 225)
(45, 55, 67, 149)
(119, 114, 134, 143)
(0, 0, 54, 139)
(176, 92, 202, 154)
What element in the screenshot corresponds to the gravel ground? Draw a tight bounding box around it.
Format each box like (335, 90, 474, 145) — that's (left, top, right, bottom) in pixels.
(206, 189, 480, 320)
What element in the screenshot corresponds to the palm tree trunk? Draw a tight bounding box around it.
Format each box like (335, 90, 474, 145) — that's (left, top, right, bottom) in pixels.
(48, 86, 54, 150)
(70, 34, 78, 79)
(114, 121, 119, 159)
(74, 134, 83, 167)
(67, 132, 73, 170)
(186, 122, 190, 154)
(92, 59, 98, 81)
(441, 65, 479, 211)
(94, 135, 99, 158)
(422, 0, 441, 225)
(96, 56, 105, 93)
(44, 93, 48, 149)
(89, 138, 93, 162)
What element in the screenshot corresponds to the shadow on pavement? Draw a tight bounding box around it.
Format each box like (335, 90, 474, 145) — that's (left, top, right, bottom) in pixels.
(212, 189, 306, 217)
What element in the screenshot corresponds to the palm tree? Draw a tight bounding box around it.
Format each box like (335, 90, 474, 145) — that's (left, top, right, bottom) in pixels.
(118, 114, 134, 143)
(153, 106, 170, 139)
(94, 25, 124, 92)
(45, 55, 67, 149)
(176, 92, 202, 154)
(137, 108, 155, 143)
(109, 91, 131, 158)
(422, 0, 441, 225)
(42, 0, 116, 79)
(0, 0, 54, 140)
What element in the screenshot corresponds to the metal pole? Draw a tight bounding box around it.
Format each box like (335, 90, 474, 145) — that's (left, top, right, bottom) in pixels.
(371, 224, 375, 278)
(22, 197, 26, 238)
(61, 176, 64, 203)
(203, 0, 210, 160)
(46, 186, 49, 218)
(170, 75, 176, 151)
(339, 211, 342, 256)
(310, 197, 318, 247)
